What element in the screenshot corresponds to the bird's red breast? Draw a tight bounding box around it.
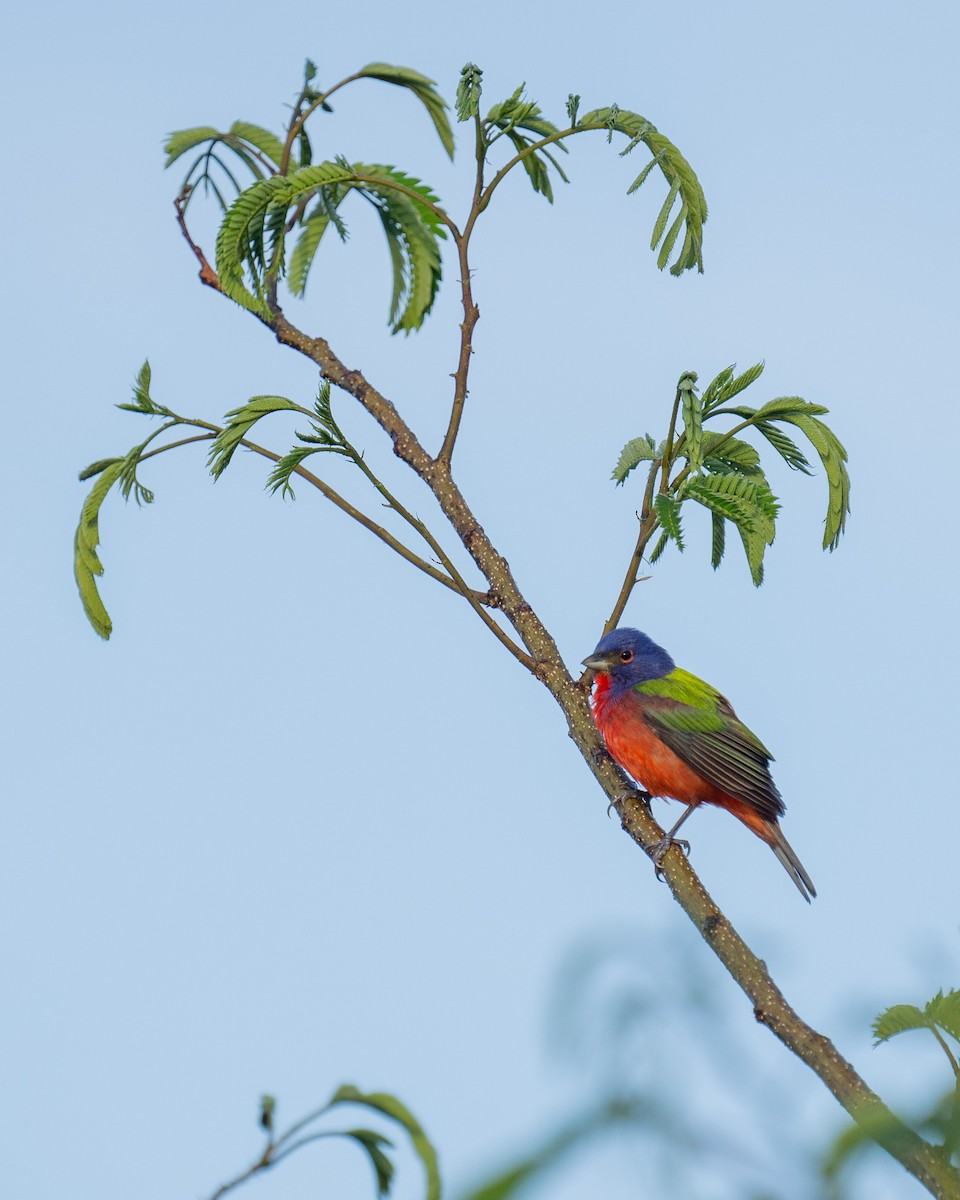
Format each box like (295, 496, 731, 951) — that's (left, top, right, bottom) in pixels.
(591, 674, 773, 843)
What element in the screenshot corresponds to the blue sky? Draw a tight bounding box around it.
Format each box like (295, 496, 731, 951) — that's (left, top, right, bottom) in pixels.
(4, 2, 959, 1198)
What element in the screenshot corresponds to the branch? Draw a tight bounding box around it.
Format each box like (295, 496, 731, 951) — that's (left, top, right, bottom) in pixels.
(173, 190, 960, 1199)
(174, 191, 222, 290)
(602, 460, 661, 637)
(437, 113, 484, 467)
(438, 230, 479, 466)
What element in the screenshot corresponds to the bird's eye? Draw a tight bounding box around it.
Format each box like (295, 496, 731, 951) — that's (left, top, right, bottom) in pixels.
(619, 649, 634, 663)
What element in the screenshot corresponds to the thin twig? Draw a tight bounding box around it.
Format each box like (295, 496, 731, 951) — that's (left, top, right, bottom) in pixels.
(278, 74, 362, 176)
(138, 425, 484, 602)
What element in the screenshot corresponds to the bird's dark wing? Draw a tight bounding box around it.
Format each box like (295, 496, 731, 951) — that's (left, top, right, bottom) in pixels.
(635, 674, 785, 822)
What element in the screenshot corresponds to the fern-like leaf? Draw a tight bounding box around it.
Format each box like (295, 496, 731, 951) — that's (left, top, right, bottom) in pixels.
(74, 460, 125, 640)
(343, 1130, 396, 1197)
(579, 106, 707, 274)
(329, 1087, 440, 1200)
(288, 187, 351, 297)
(647, 530, 669, 565)
(722, 396, 849, 550)
(654, 493, 684, 550)
(164, 126, 220, 168)
(215, 161, 446, 330)
(873, 1004, 931, 1044)
(779, 411, 850, 550)
(229, 121, 285, 169)
(116, 360, 175, 418)
(357, 63, 454, 159)
(926, 990, 960, 1043)
(701, 364, 735, 413)
(356, 164, 446, 333)
(684, 473, 779, 586)
(485, 86, 568, 203)
(208, 395, 302, 479)
(722, 361, 765, 402)
(265, 446, 324, 499)
(754, 420, 813, 473)
(612, 435, 658, 485)
(710, 511, 726, 570)
(701, 433, 763, 477)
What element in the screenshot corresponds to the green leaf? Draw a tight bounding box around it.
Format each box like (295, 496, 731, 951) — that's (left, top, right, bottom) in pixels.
(873, 1003, 931, 1044)
(721, 360, 765, 402)
(701, 364, 735, 413)
(330, 1086, 440, 1200)
(344, 1129, 396, 1197)
(737, 522, 766, 586)
(265, 383, 349, 496)
(78, 457, 122, 482)
(265, 446, 324, 498)
(74, 460, 125, 640)
(679, 373, 703, 472)
(773, 406, 850, 550)
(297, 125, 312, 169)
(656, 202, 687, 271)
(287, 193, 346, 297)
(612, 435, 657, 485)
(215, 161, 446, 330)
(647, 530, 669, 564)
(719, 394, 849, 551)
(701, 433, 762, 476)
(684, 473, 779, 586)
(116, 360, 175, 418)
(927, 989, 960, 1042)
(579, 106, 707, 274)
(164, 126, 220, 168)
(566, 94, 580, 126)
(208, 395, 302, 479)
(485, 86, 568, 203)
(358, 164, 446, 333)
(710, 510, 725, 569)
(229, 121, 285, 169)
(358, 63, 454, 159)
(653, 493, 684, 551)
(754, 419, 813, 473)
(650, 177, 681, 252)
(457, 63, 483, 122)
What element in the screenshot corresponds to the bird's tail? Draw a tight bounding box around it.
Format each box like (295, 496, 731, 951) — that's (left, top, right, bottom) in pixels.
(769, 826, 816, 903)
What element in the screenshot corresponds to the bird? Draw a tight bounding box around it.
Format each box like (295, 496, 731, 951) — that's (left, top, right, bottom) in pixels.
(582, 627, 816, 901)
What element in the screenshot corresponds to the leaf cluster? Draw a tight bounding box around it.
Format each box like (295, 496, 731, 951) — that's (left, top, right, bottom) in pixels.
(166, 60, 712, 346)
(613, 362, 850, 585)
(482, 84, 569, 202)
(167, 63, 453, 333)
(824, 990, 960, 1185)
(207, 1086, 440, 1200)
(73, 370, 377, 639)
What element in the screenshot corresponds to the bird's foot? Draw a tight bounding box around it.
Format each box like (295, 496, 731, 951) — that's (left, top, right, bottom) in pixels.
(607, 788, 652, 818)
(648, 836, 691, 880)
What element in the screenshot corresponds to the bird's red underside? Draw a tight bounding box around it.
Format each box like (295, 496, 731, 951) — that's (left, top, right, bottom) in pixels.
(592, 674, 774, 845)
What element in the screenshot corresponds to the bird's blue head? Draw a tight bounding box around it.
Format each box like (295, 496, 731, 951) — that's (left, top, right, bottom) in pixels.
(582, 627, 675, 691)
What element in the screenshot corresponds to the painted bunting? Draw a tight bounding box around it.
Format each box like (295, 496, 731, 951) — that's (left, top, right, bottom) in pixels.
(583, 627, 816, 901)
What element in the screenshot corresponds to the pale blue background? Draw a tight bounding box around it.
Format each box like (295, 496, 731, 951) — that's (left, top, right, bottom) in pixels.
(3, 2, 958, 1198)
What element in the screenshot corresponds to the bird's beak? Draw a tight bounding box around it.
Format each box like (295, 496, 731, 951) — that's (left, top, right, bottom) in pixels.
(581, 653, 608, 671)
